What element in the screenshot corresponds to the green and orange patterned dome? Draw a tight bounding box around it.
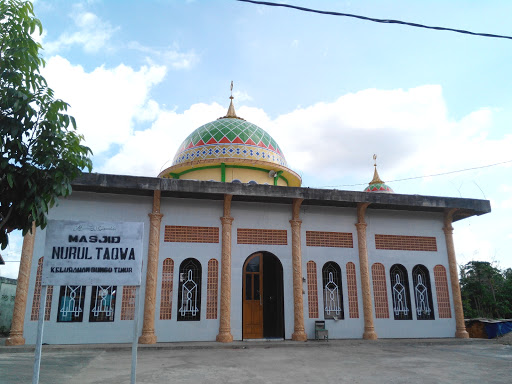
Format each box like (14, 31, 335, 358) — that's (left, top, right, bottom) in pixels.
(171, 117, 287, 168)
(159, 90, 301, 187)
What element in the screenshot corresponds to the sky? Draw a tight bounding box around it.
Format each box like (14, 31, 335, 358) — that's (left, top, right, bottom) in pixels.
(2, 0, 512, 279)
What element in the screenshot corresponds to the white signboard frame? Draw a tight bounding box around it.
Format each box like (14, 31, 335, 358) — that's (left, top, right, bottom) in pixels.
(33, 220, 144, 384)
(42, 220, 144, 286)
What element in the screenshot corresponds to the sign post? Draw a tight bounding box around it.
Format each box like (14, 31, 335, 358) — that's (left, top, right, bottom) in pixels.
(33, 220, 144, 384)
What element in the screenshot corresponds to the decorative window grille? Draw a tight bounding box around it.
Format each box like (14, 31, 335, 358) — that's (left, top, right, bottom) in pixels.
(89, 285, 117, 322)
(434, 265, 452, 318)
(412, 265, 435, 320)
(371, 263, 389, 318)
(306, 231, 353, 248)
(346, 262, 359, 318)
(121, 286, 136, 320)
(307, 261, 319, 318)
(322, 262, 343, 320)
(390, 264, 412, 320)
(164, 226, 219, 243)
(58, 285, 86, 322)
(375, 234, 437, 251)
(237, 228, 288, 245)
(206, 259, 219, 319)
(160, 258, 174, 320)
(177, 258, 202, 321)
(31, 257, 54, 321)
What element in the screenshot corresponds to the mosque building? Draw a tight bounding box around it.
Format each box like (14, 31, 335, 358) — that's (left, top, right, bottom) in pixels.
(6, 89, 490, 345)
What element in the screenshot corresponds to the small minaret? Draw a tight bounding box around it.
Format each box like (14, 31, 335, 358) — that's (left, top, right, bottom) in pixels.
(364, 154, 394, 193)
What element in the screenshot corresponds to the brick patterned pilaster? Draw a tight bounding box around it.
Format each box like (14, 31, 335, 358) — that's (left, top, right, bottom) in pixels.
(443, 209, 469, 338)
(139, 190, 163, 344)
(355, 203, 378, 340)
(6, 222, 36, 346)
(290, 198, 307, 341)
(217, 194, 234, 342)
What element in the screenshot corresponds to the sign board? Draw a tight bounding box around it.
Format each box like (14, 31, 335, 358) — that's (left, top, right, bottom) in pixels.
(42, 220, 144, 286)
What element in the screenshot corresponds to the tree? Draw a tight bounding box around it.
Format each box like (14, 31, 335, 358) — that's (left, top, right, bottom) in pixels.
(460, 261, 512, 319)
(0, 0, 92, 249)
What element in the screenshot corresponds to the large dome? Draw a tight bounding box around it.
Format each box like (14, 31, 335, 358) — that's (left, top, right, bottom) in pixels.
(172, 118, 288, 167)
(159, 95, 301, 187)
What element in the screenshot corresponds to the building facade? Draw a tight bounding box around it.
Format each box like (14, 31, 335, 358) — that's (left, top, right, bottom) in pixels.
(6, 98, 491, 345)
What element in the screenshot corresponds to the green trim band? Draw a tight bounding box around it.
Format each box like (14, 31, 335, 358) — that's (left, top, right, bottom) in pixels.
(221, 163, 226, 183)
(168, 164, 289, 186)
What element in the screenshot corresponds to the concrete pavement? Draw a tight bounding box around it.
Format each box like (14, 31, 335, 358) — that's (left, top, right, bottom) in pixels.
(1, 338, 511, 383)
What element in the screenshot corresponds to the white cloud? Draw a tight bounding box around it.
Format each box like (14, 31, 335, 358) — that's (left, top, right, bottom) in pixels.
(128, 41, 199, 70)
(1, 231, 23, 279)
(41, 56, 167, 155)
(44, 8, 117, 54)
(453, 224, 496, 267)
(100, 103, 226, 176)
(233, 90, 253, 102)
(98, 85, 511, 186)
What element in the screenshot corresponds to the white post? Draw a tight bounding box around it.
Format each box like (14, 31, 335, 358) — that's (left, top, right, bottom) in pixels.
(32, 284, 47, 384)
(131, 286, 141, 384)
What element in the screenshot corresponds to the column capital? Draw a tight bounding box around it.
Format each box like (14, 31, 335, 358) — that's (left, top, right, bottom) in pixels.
(289, 219, 302, 226)
(355, 222, 367, 230)
(220, 216, 234, 225)
(442, 225, 453, 235)
(148, 212, 163, 221)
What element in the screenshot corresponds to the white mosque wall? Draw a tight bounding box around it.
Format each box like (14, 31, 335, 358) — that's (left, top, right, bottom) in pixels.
(301, 205, 364, 339)
(21, 192, 458, 344)
(155, 197, 222, 342)
(366, 209, 456, 338)
(24, 192, 153, 344)
(230, 201, 295, 340)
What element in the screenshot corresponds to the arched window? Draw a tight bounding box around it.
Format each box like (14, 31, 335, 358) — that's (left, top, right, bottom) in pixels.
(322, 262, 343, 320)
(89, 286, 116, 322)
(31, 257, 53, 321)
(433, 265, 452, 318)
(160, 258, 174, 320)
(121, 286, 136, 320)
(307, 261, 319, 318)
(390, 264, 412, 320)
(232, 179, 242, 183)
(371, 263, 389, 318)
(346, 262, 359, 319)
(58, 285, 86, 322)
(248, 180, 257, 185)
(206, 259, 219, 319)
(412, 265, 434, 320)
(177, 258, 202, 321)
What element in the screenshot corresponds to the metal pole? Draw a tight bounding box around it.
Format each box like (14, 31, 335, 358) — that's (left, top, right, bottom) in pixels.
(131, 286, 141, 384)
(32, 284, 47, 384)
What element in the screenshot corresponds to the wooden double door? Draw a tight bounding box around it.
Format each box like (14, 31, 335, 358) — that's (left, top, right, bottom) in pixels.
(242, 252, 284, 339)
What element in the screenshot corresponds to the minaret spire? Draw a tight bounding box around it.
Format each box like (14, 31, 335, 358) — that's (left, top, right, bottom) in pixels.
(370, 154, 384, 184)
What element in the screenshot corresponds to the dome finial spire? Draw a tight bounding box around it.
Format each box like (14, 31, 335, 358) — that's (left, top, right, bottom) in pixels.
(370, 154, 384, 184)
(218, 81, 244, 120)
(224, 80, 238, 118)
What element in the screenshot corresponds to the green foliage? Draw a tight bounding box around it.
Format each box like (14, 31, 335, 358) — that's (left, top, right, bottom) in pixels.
(0, 0, 92, 249)
(460, 261, 512, 319)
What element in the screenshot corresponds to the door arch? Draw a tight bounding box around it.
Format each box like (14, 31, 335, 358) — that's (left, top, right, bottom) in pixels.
(242, 252, 284, 339)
